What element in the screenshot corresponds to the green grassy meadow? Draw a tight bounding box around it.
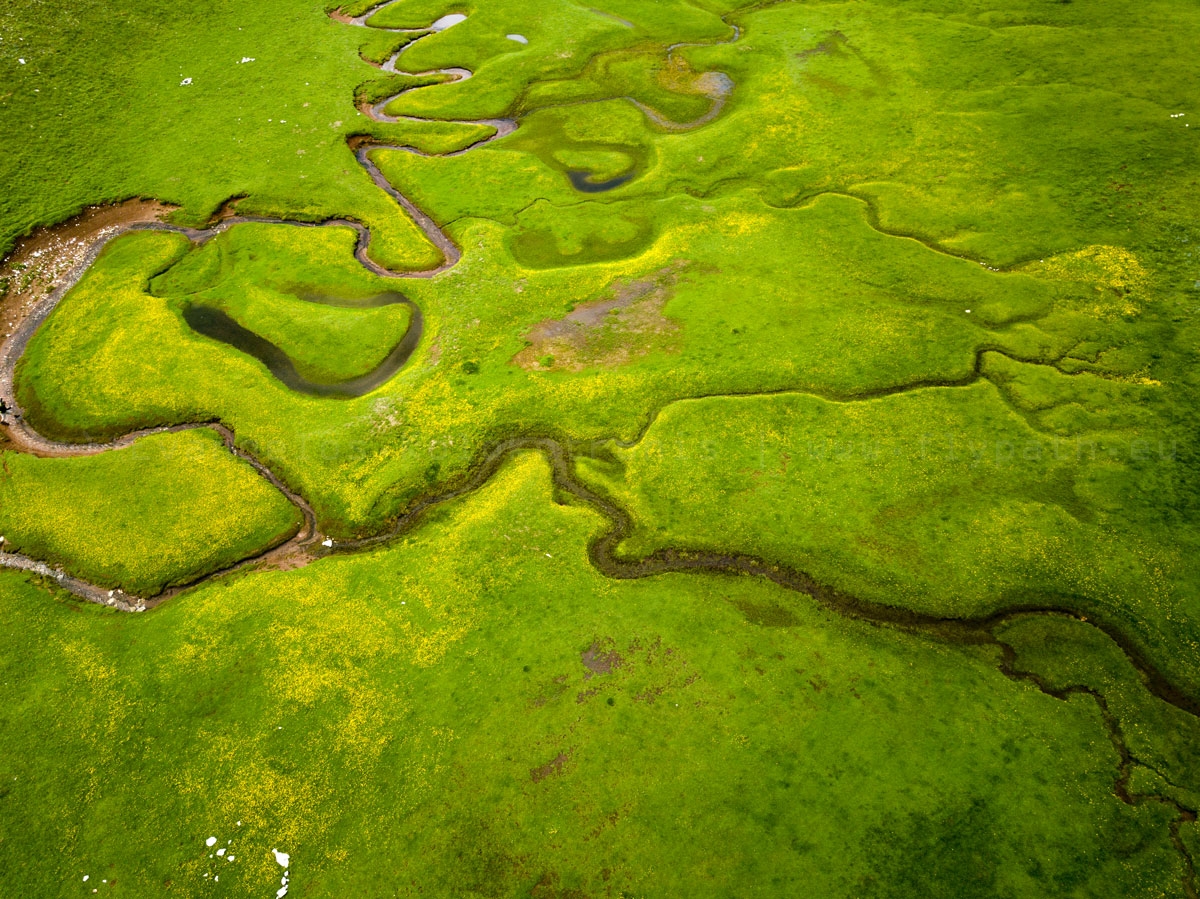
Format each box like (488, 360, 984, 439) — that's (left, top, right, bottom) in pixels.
(0, 455, 1195, 897)
(1, 0, 1199, 893)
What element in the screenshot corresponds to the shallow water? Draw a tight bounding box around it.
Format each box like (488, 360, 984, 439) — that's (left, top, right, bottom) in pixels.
(568, 170, 634, 193)
(430, 13, 467, 31)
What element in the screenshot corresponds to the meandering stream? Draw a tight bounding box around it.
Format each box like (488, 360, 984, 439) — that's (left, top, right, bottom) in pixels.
(0, 14, 1197, 873)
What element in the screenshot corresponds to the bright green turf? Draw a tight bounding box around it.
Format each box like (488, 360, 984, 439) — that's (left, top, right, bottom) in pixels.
(0, 454, 1188, 897)
(0, 429, 301, 595)
(0, 0, 440, 270)
(574, 374, 1200, 696)
(13, 0, 1200, 695)
(16, 192, 1075, 534)
(2, 0, 1199, 892)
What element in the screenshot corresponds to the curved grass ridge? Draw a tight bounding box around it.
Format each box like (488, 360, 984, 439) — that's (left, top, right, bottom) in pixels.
(0, 428, 306, 600)
(0, 422, 318, 610)
(182, 291, 423, 397)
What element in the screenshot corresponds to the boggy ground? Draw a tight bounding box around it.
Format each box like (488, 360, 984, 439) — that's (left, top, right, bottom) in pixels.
(1, 0, 1199, 895)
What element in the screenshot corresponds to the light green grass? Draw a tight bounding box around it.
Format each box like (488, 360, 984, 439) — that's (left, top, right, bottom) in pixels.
(0, 429, 301, 595)
(1, 0, 1199, 891)
(0, 454, 1186, 897)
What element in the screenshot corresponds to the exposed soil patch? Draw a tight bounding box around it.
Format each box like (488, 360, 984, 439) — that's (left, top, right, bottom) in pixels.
(512, 263, 687, 372)
(530, 750, 572, 783)
(0, 199, 173, 343)
(531, 870, 591, 899)
(581, 639, 623, 679)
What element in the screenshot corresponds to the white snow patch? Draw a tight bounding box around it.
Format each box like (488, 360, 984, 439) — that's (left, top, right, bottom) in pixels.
(272, 849, 290, 868)
(430, 13, 467, 31)
(217, 848, 226, 857)
(507, 34, 528, 44)
(239, 57, 255, 64)
(206, 836, 217, 847)
(18, 58, 25, 64)
(83, 876, 89, 882)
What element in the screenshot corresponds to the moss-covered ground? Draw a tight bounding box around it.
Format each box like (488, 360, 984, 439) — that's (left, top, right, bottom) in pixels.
(1, 455, 1196, 897)
(1, 0, 1198, 893)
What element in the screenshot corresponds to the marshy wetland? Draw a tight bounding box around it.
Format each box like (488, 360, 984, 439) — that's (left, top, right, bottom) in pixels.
(1, 0, 1199, 895)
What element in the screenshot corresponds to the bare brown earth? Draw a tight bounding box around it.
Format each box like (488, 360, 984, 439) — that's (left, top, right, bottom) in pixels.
(530, 751, 573, 783)
(581, 639, 624, 678)
(0, 199, 173, 344)
(512, 263, 687, 372)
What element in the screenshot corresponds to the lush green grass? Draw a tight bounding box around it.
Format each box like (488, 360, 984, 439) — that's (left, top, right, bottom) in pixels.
(151, 224, 415, 384)
(0, 454, 1187, 897)
(0, 429, 301, 595)
(17, 191, 1077, 535)
(2, 0, 1200, 892)
(998, 614, 1200, 812)
(574, 372, 1200, 695)
(0, 0, 440, 269)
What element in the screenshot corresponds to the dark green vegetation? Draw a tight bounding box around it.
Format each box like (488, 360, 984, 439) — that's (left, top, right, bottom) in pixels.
(2, 0, 1199, 894)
